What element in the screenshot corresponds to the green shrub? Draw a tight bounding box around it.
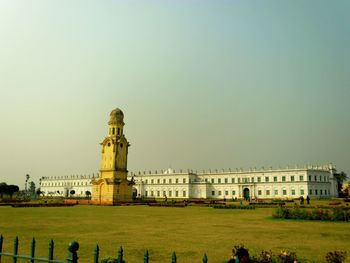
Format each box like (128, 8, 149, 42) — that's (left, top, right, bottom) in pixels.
(273, 207, 350, 221)
(325, 250, 347, 263)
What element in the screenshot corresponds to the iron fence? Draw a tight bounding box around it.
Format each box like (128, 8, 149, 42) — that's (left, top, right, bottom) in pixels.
(0, 235, 208, 263)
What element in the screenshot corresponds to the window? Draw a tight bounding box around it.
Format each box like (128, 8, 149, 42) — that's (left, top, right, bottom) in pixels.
(117, 128, 120, 135)
(212, 191, 215, 196)
(283, 189, 287, 195)
(291, 176, 295, 182)
(231, 178, 235, 183)
(319, 176, 322, 181)
(169, 191, 172, 197)
(183, 191, 186, 197)
(232, 190, 236, 195)
(251, 177, 254, 183)
(238, 178, 241, 183)
(258, 190, 262, 195)
(218, 191, 222, 196)
(257, 177, 261, 183)
(299, 189, 304, 195)
(309, 189, 313, 195)
(112, 128, 115, 134)
(145, 191, 148, 197)
(151, 179, 154, 184)
(320, 189, 323, 195)
(157, 179, 160, 184)
(265, 177, 269, 182)
(315, 189, 318, 195)
(282, 176, 286, 182)
(274, 176, 277, 182)
(169, 179, 172, 184)
(211, 178, 215, 183)
(274, 189, 278, 195)
(175, 191, 179, 197)
(176, 178, 179, 183)
(291, 189, 295, 195)
(163, 191, 166, 197)
(218, 178, 221, 184)
(314, 175, 317, 181)
(225, 191, 228, 196)
(163, 179, 166, 184)
(157, 191, 160, 197)
(225, 178, 228, 183)
(183, 178, 186, 183)
(299, 175, 304, 181)
(309, 175, 311, 181)
(151, 191, 154, 196)
(266, 190, 270, 196)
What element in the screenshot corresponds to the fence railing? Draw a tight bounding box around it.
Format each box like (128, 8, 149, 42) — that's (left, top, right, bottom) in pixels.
(0, 235, 209, 263)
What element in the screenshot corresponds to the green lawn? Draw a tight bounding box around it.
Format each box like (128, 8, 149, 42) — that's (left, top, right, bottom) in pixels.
(0, 205, 349, 263)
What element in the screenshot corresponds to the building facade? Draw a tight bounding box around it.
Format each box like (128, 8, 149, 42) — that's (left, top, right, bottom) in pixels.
(131, 164, 338, 200)
(40, 164, 338, 200)
(40, 174, 97, 197)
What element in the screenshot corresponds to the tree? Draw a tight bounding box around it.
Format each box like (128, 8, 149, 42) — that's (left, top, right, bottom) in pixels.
(25, 174, 30, 193)
(29, 181, 36, 196)
(0, 183, 19, 199)
(70, 190, 75, 196)
(0, 183, 8, 198)
(334, 171, 348, 197)
(85, 191, 91, 199)
(7, 185, 19, 199)
(36, 188, 43, 196)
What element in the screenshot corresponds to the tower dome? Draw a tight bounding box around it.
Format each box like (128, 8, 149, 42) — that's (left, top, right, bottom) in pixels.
(109, 108, 124, 124)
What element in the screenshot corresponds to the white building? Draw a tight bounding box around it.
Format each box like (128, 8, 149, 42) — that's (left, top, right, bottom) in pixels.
(40, 164, 338, 200)
(40, 174, 97, 197)
(131, 164, 338, 200)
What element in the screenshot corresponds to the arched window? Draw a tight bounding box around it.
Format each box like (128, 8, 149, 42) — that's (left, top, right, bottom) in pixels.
(112, 128, 115, 135)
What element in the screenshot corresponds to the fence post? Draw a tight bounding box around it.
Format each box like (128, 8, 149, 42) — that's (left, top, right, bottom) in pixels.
(202, 253, 208, 263)
(93, 245, 99, 263)
(144, 249, 149, 263)
(30, 238, 35, 263)
(117, 246, 123, 263)
(48, 240, 54, 260)
(67, 241, 79, 263)
(13, 236, 18, 263)
(0, 234, 3, 263)
(171, 252, 176, 263)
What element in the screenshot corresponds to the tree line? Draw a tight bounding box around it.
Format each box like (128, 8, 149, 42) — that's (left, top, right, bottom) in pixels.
(0, 183, 19, 199)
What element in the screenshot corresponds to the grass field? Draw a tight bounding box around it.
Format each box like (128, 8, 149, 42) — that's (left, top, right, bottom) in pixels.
(0, 204, 349, 263)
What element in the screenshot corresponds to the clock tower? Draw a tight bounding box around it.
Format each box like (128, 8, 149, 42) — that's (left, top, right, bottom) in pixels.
(92, 108, 134, 204)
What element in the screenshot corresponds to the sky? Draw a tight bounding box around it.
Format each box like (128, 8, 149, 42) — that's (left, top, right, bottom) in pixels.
(0, 1, 349, 188)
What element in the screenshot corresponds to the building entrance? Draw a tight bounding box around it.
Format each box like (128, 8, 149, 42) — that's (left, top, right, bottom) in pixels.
(243, 188, 250, 201)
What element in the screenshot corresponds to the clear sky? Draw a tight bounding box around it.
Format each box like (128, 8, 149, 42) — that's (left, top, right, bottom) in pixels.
(0, 1, 349, 188)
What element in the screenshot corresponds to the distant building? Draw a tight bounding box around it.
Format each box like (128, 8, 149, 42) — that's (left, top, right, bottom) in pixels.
(131, 164, 338, 200)
(41, 164, 338, 200)
(39, 108, 338, 200)
(40, 174, 96, 197)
